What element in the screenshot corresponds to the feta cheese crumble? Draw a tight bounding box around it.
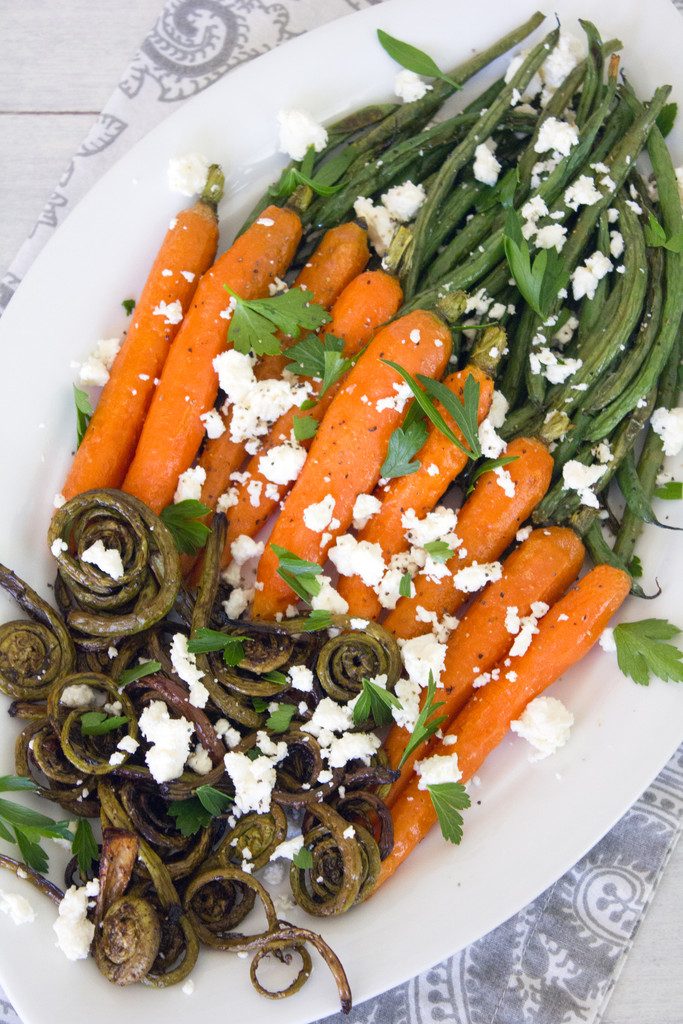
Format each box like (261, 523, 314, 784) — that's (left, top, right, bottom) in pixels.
(394, 69, 432, 102)
(400, 632, 447, 687)
(170, 633, 208, 708)
(534, 117, 579, 157)
(473, 141, 501, 186)
(381, 180, 426, 223)
(303, 494, 336, 533)
(353, 196, 396, 256)
(173, 465, 206, 503)
(139, 700, 194, 784)
(510, 696, 574, 760)
(53, 879, 99, 961)
(0, 889, 36, 925)
(452, 561, 502, 593)
(152, 299, 183, 325)
(77, 337, 121, 387)
(277, 109, 328, 161)
(199, 408, 226, 439)
(352, 492, 382, 530)
(168, 153, 210, 195)
(650, 407, 683, 457)
(259, 442, 306, 485)
(328, 534, 386, 587)
(414, 751, 462, 788)
(81, 540, 124, 581)
(562, 460, 606, 509)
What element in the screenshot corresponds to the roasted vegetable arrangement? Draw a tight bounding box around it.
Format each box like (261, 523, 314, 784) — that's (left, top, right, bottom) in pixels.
(1, 9, 683, 1013)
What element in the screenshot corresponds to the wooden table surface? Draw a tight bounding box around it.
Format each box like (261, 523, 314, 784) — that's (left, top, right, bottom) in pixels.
(0, 3, 681, 1022)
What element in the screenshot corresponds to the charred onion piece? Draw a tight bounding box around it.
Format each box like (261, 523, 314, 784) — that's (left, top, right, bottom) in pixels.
(0, 564, 75, 700)
(47, 490, 180, 641)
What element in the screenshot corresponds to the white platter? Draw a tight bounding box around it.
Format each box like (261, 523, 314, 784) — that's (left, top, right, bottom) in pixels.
(0, 0, 682, 1021)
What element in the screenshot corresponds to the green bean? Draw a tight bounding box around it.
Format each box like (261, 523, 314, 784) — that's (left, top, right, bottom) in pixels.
(587, 245, 665, 410)
(577, 212, 611, 342)
(614, 335, 682, 563)
(580, 519, 644, 593)
(422, 180, 483, 265)
(585, 118, 683, 441)
(404, 27, 560, 298)
(548, 198, 647, 414)
(615, 450, 681, 531)
(575, 21, 603, 126)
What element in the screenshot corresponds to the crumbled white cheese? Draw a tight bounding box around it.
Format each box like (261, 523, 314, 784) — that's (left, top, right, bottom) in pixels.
(415, 751, 462, 788)
(187, 743, 213, 775)
(199, 408, 226, 439)
(392, 677, 421, 731)
(381, 180, 426, 223)
(152, 299, 183, 325)
(352, 493, 382, 531)
(353, 196, 396, 256)
(213, 350, 256, 405)
(402, 505, 457, 547)
(78, 337, 121, 387)
(494, 466, 516, 497)
(508, 602, 549, 657)
(516, 525, 533, 543)
(473, 141, 501, 186)
(400, 632, 447, 687)
(224, 744, 286, 816)
(453, 561, 502, 593)
(535, 223, 567, 252)
(376, 382, 413, 414)
(60, 683, 99, 708)
(117, 734, 139, 755)
(258, 442, 307, 486)
(311, 576, 349, 614)
(270, 834, 304, 861)
(0, 889, 35, 925)
(651, 407, 683, 457)
(592, 441, 613, 465)
(230, 534, 264, 566)
(328, 534, 386, 587)
(214, 719, 241, 749)
(571, 251, 613, 301)
(599, 627, 617, 653)
(277, 109, 328, 161)
(562, 460, 606, 509)
(53, 879, 99, 961)
(223, 587, 254, 620)
(173, 465, 206, 503)
(229, 378, 311, 447)
(394, 69, 432, 102)
(564, 175, 602, 211)
(609, 230, 624, 259)
(326, 731, 381, 768)
(81, 540, 124, 581)
(288, 664, 314, 692)
(510, 696, 574, 760)
(139, 700, 194, 784)
(170, 633, 209, 708)
(534, 117, 579, 158)
(168, 153, 210, 195)
(529, 347, 582, 385)
(53, 492, 67, 509)
(303, 494, 336, 533)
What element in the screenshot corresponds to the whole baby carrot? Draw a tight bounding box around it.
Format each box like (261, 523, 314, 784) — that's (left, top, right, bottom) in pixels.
(377, 564, 631, 887)
(62, 167, 224, 498)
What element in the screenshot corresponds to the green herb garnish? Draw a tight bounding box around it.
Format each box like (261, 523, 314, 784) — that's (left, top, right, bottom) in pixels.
(422, 540, 454, 563)
(121, 298, 136, 316)
(475, 167, 518, 211)
(627, 555, 643, 579)
(399, 571, 413, 598)
(226, 285, 330, 357)
(644, 212, 683, 253)
(0, 776, 73, 872)
(427, 782, 471, 844)
(503, 209, 569, 318)
(656, 101, 677, 138)
(286, 333, 361, 397)
(377, 29, 459, 89)
(118, 660, 161, 686)
(187, 628, 246, 667)
(381, 415, 428, 479)
(292, 414, 319, 442)
(271, 544, 323, 604)
(613, 619, 683, 686)
(292, 845, 314, 869)
(467, 454, 519, 494)
(352, 677, 402, 727)
(398, 673, 446, 768)
(168, 785, 233, 837)
(655, 481, 682, 500)
(72, 818, 98, 877)
(160, 499, 211, 556)
(73, 386, 93, 447)
(266, 703, 297, 733)
(80, 711, 128, 737)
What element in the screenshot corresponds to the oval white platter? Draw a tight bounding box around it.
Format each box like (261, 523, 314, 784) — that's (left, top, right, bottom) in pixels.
(0, 0, 682, 1022)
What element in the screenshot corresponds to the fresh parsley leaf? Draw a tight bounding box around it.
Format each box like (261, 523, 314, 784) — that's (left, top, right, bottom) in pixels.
(121, 298, 136, 316)
(419, 373, 482, 459)
(613, 619, 683, 686)
(293, 414, 319, 442)
(422, 540, 454, 563)
(467, 454, 519, 494)
(196, 785, 233, 816)
(263, 670, 289, 686)
(286, 333, 359, 397)
(399, 571, 413, 598)
(352, 677, 402, 728)
(293, 845, 314, 869)
(382, 360, 471, 459)
(266, 703, 297, 733)
(72, 819, 98, 876)
(300, 397, 317, 411)
(188, 627, 246, 666)
(427, 782, 471, 844)
(655, 481, 682, 500)
(80, 711, 128, 736)
(0, 795, 72, 872)
(299, 610, 333, 631)
(398, 673, 446, 768)
(644, 212, 683, 253)
(160, 499, 211, 556)
(656, 101, 678, 138)
(475, 167, 518, 212)
(627, 555, 643, 579)
(226, 285, 331, 357)
(381, 416, 428, 478)
(73, 385, 93, 447)
(252, 697, 270, 713)
(118, 660, 161, 686)
(168, 785, 232, 837)
(272, 544, 322, 604)
(503, 209, 569, 317)
(14, 831, 50, 873)
(377, 29, 459, 89)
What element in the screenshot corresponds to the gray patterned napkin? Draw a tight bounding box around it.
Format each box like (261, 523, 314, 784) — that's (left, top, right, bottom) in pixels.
(1, 3, 682, 1023)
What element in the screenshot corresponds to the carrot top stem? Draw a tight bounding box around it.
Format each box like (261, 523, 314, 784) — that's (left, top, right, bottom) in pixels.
(201, 164, 225, 209)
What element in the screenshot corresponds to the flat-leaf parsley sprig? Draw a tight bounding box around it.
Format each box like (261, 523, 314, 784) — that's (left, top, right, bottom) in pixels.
(398, 673, 447, 768)
(613, 618, 683, 686)
(503, 208, 570, 318)
(161, 499, 211, 556)
(188, 627, 247, 667)
(427, 782, 471, 844)
(352, 677, 402, 727)
(286, 333, 363, 398)
(225, 284, 331, 357)
(0, 775, 73, 872)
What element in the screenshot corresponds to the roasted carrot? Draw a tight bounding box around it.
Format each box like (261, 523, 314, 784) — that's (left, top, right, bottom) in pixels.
(378, 564, 631, 887)
(384, 436, 554, 639)
(196, 223, 371, 513)
(385, 526, 586, 802)
(252, 310, 452, 618)
(221, 271, 404, 561)
(121, 205, 302, 513)
(62, 168, 224, 499)
(337, 367, 494, 619)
